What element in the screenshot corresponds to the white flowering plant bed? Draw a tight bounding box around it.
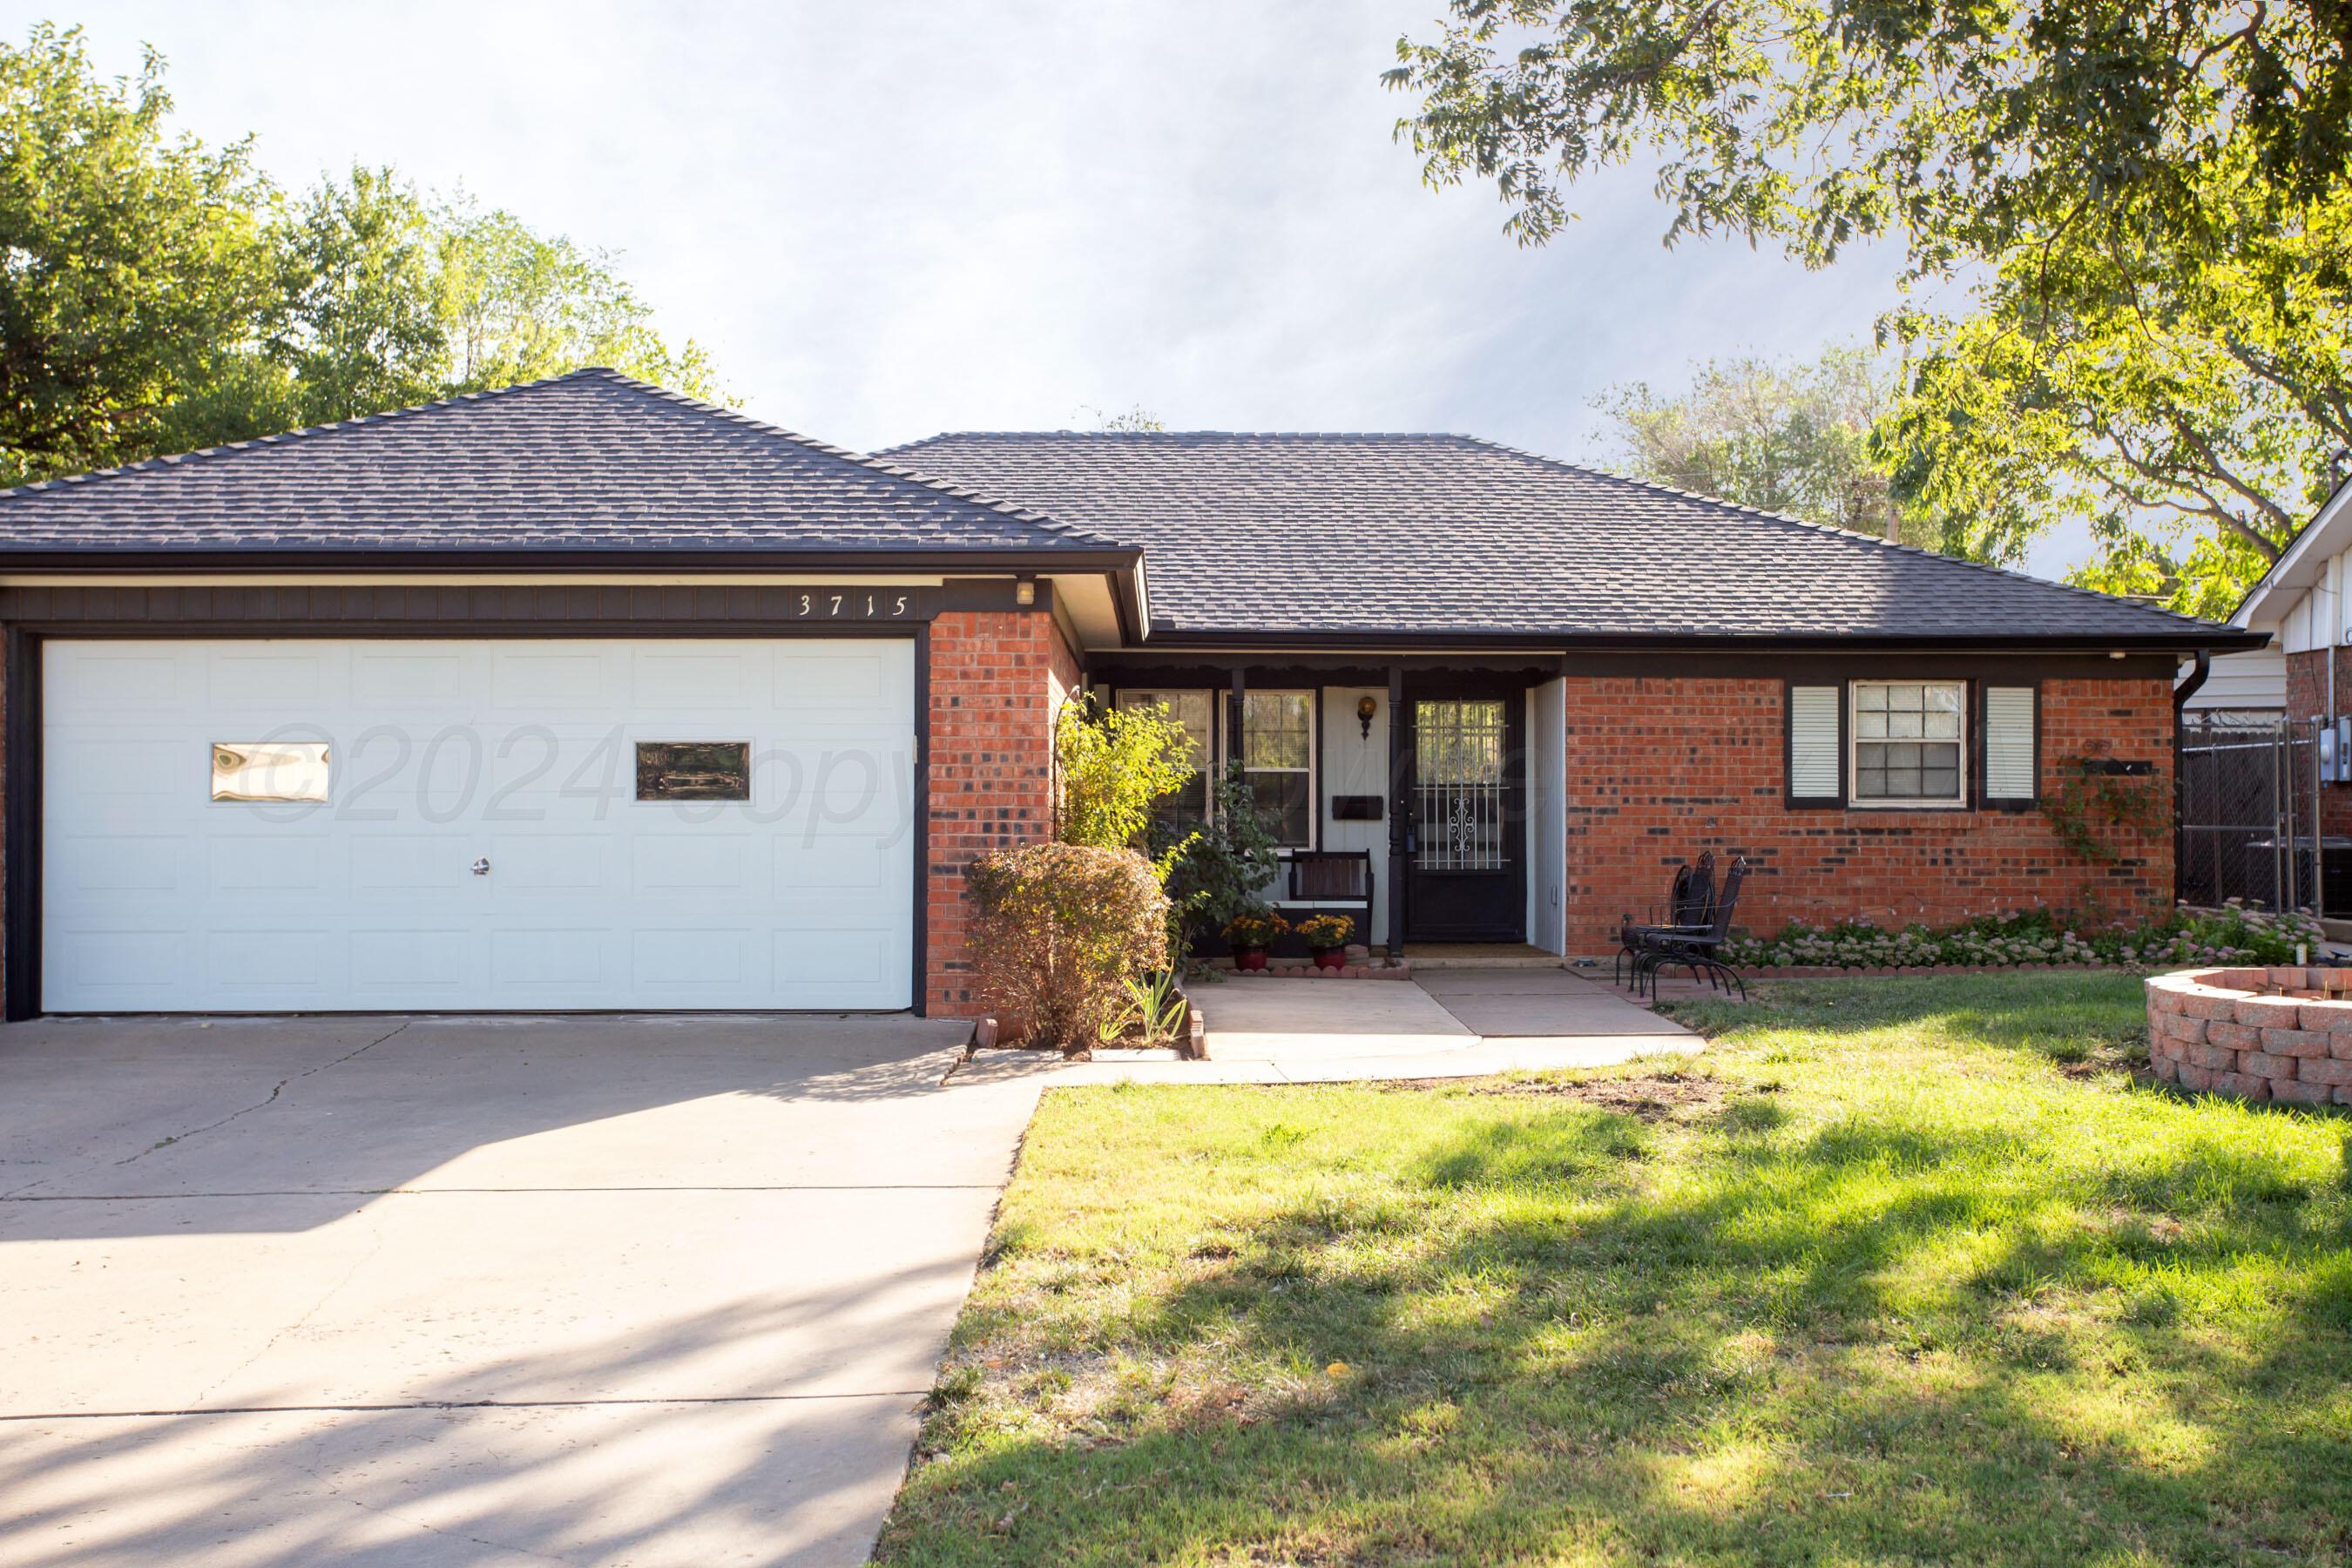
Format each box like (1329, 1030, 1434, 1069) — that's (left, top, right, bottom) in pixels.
(1721, 901, 2329, 972)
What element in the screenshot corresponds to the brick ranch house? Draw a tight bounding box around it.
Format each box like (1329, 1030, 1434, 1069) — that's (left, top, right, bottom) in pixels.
(0, 369, 2264, 1020)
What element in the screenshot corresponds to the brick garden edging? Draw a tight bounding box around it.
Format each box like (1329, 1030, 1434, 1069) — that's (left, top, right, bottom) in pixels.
(1215, 962, 1415, 981)
(2145, 967, 2352, 1105)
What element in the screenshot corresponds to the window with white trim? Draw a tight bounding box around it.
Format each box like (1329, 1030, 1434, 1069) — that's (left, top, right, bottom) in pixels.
(1240, 690, 1315, 847)
(1114, 689, 1214, 830)
(1851, 680, 1966, 806)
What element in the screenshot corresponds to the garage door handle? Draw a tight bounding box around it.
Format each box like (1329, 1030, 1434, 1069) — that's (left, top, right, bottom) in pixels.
(471, 858, 491, 876)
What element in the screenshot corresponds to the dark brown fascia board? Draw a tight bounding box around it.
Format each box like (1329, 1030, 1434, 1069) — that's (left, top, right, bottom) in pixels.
(0, 545, 1146, 574)
(1105, 570, 1139, 645)
(1129, 626, 2271, 655)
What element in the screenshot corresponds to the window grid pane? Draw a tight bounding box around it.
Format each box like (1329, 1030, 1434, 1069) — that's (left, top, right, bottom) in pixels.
(1851, 679, 1967, 804)
(1242, 692, 1312, 769)
(1117, 690, 1213, 828)
(1240, 690, 1314, 848)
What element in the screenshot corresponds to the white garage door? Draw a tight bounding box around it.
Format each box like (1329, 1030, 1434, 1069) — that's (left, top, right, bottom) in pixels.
(41, 639, 917, 1012)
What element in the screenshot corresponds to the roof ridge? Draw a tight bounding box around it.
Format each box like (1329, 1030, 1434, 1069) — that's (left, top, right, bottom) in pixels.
(1448, 432, 2235, 636)
(882, 430, 1479, 450)
(579, 372, 1128, 548)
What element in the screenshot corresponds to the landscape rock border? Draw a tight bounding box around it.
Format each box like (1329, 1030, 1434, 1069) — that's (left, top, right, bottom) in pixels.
(2145, 967, 2352, 1105)
(1219, 962, 1416, 981)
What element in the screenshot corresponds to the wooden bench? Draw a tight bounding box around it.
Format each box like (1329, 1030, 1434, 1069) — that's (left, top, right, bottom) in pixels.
(1273, 849, 1375, 950)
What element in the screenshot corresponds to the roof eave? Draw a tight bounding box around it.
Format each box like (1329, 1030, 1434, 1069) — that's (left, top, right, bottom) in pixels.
(0, 544, 1146, 574)
(1134, 626, 2271, 655)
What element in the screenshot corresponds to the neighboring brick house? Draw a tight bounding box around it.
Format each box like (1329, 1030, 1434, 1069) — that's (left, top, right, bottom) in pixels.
(0, 369, 2262, 1020)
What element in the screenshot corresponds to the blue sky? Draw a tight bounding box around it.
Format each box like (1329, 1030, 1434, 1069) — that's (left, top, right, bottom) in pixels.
(18, 1, 2090, 577)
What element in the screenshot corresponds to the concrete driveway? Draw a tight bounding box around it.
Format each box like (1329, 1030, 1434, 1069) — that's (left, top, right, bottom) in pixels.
(0, 1013, 1038, 1567)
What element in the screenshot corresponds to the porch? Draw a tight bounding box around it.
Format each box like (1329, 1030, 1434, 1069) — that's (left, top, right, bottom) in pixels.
(1101, 657, 1571, 961)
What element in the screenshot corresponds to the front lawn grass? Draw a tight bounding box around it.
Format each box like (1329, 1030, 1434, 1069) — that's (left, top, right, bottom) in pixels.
(877, 973, 2352, 1566)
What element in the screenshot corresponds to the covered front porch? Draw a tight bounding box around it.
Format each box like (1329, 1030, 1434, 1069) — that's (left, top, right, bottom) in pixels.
(1098, 655, 1571, 960)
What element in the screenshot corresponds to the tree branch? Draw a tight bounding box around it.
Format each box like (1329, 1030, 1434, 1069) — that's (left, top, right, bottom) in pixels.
(2099, 418, 2284, 558)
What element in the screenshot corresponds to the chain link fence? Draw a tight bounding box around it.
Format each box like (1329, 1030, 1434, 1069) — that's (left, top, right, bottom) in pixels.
(2177, 714, 2338, 916)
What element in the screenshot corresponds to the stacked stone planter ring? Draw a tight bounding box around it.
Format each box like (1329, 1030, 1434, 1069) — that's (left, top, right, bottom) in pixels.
(2144, 967, 2352, 1105)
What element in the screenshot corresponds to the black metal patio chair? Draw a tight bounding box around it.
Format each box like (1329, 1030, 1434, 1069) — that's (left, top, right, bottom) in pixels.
(1632, 855, 1748, 1001)
(1616, 851, 1716, 985)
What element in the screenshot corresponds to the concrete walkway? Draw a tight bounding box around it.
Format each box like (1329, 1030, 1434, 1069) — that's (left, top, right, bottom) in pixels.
(0, 1013, 1041, 1568)
(994, 967, 1703, 1086)
(1416, 966, 1696, 1038)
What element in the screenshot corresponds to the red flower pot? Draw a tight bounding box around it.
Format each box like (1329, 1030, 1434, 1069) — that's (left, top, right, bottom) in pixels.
(1311, 948, 1346, 970)
(1234, 948, 1269, 971)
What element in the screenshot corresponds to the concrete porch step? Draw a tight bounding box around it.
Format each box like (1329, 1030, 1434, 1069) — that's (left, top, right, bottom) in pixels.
(1404, 943, 1565, 970)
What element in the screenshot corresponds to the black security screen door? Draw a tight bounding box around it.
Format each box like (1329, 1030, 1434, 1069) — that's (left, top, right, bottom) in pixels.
(1404, 693, 1526, 942)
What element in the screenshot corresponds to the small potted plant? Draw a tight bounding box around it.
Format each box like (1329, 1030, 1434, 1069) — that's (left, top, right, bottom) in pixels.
(1294, 913, 1355, 970)
(1222, 909, 1288, 970)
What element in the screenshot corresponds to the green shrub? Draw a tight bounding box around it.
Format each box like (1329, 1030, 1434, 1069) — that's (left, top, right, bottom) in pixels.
(1723, 900, 2327, 970)
(1053, 696, 1197, 854)
(1156, 763, 1285, 958)
(965, 842, 1170, 1055)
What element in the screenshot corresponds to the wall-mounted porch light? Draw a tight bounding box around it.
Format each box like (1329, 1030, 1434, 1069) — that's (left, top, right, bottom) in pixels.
(1015, 578, 1037, 605)
(1357, 694, 1378, 739)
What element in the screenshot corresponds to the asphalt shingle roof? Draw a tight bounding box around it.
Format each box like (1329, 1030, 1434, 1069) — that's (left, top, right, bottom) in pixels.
(0, 368, 1119, 557)
(885, 430, 2240, 644)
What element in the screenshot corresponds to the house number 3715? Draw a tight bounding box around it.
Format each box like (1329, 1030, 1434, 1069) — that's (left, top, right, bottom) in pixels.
(794, 592, 913, 617)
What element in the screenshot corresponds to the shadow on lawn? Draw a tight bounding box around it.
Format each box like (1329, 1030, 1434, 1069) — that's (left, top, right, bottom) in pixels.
(884, 1076, 2352, 1565)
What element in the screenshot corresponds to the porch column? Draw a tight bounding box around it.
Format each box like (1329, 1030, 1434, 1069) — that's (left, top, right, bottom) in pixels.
(1227, 668, 1246, 778)
(1386, 665, 1405, 959)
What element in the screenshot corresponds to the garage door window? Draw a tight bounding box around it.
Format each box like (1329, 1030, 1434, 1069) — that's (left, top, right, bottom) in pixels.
(211, 742, 331, 803)
(634, 741, 752, 801)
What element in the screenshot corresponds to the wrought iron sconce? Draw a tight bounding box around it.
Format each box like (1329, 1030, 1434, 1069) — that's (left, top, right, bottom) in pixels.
(1357, 694, 1377, 740)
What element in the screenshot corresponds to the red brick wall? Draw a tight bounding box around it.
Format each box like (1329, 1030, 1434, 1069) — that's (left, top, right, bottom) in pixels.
(924, 608, 1075, 1015)
(1558, 675, 2175, 952)
(2283, 649, 2352, 835)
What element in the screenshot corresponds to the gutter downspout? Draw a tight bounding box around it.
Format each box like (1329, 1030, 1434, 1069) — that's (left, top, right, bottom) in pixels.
(2328, 558, 2339, 736)
(2174, 650, 2209, 919)
(2328, 564, 2340, 923)
(2173, 649, 2211, 711)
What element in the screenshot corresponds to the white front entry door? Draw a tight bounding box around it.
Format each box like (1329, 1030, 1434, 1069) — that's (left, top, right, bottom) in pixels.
(41, 639, 918, 1012)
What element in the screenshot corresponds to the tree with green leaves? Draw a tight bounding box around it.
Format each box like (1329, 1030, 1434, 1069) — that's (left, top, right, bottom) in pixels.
(436, 199, 722, 401)
(266, 166, 448, 428)
(1879, 169, 2351, 618)
(0, 24, 724, 486)
(0, 24, 277, 483)
(1592, 344, 1939, 546)
(1389, 0, 2352, 611)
